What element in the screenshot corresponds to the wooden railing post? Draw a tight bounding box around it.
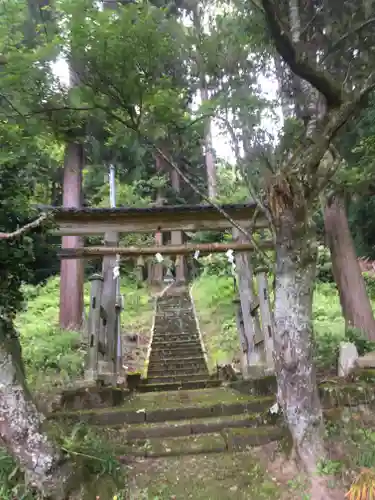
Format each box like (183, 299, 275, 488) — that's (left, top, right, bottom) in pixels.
(135, 256, 145, 282)
(85, 273, 103, 382)
(171, 230, 186, 283)
(256, 267, 275, 370)
(175, 255, 184, 283)
(233, 297, 249, 378)
(232, 228, 265, 369)
(99, 233, 118, 384)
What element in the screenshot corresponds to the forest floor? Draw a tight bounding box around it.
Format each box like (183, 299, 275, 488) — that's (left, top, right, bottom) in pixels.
(126, 447, 303, 500)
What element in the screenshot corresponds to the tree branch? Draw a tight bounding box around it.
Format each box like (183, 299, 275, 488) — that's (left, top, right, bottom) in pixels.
(261, 0, 343, 107)
(359, 71, 375, 102)
(0, 213, 48, 240)
(322, 17, 375, 61)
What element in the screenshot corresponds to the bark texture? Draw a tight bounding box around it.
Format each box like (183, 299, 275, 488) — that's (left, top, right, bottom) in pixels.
(59, 142, 84, 330)
(0, 319, 74, 498)
(324, 195, 375, 340)
(273, 210, 325, 473)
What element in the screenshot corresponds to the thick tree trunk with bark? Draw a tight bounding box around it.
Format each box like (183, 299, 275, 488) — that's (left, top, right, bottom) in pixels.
(59, 142, 84, 330)
(0, 319, 74, 498)
(273, 210, 325, 471)
(324, 195, 375, 340)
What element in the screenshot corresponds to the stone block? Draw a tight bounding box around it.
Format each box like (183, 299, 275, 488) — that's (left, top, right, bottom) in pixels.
(338, 342, 359, 377)
(357, 351, 375, 369)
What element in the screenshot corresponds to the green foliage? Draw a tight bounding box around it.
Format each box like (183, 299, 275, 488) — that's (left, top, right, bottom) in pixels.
(192, 274, 239, 367)
(193, 273, 375, 372)
(316, 245, 334, 283)
(363, 272, 375, 299)
(345, 327, 375, 357)
(0, 422, 127, 500)
(0, 447, 33, 500)
(16, 278, 85, 387)
(15, 275, 153, 389)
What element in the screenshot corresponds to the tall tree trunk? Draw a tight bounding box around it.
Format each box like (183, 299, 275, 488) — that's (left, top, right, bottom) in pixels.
(59, 143, 84, 330)
(59, 47, 84, 330)
(274, 211, 325, 473)
(324, 195, 375, 340)
(192, 5, 217, 199)
(0, 319, 74, 498)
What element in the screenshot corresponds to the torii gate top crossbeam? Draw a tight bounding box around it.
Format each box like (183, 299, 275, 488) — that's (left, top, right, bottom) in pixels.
(41, 202, 267, 236)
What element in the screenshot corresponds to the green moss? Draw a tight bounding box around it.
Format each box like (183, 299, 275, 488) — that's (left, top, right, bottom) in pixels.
(128, 452, 283, 499)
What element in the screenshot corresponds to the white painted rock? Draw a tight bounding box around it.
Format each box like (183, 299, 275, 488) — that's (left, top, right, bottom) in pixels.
(338, 342, 359, 377)
(357, 351, 375, 369)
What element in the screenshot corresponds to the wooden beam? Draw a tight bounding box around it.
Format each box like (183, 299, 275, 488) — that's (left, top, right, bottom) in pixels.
(58, 240, 274, 259)
(47, 203, 268, 235)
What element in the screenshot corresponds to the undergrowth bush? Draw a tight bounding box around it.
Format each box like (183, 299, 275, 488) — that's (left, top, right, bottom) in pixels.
(15, 276, 153, 389)
(0, 425, 127, 500)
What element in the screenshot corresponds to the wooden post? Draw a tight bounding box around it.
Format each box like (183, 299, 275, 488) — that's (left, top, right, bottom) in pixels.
(175, 255, 185, 284)
(171, 232, 185, 283)
(233, 298, 249, 378)
(98, 232, 118, 384)
(232, 228, 264, 368)
(256, 268, 275, 370)
(135, 256, 145, 282)
(115, 294, 123, 380)
(85, 273, 103, 382)
(153, 231, 164, 284)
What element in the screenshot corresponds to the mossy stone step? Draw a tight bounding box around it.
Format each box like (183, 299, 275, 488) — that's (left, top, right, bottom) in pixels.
(147, 366, 208, 377)
(150, 351, 204, 364)
(150, 347, 204, 356)
(124, 412, 271, 440)
(122, 426, 284, 458)
(139, 379, 222, 392)
(152, 339, 200, 347)
(146, 373, 210, 384)
(152, 332, 199, 339)
(148, 361, 207, 372)
(50, 394, 274, 426)
(155, 309, 193, 316)
(152, 339, 200, 345)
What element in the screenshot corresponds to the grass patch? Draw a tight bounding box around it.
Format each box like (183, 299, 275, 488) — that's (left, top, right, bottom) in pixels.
(16, 276, 153, 390)
(192, 274, 375, 371)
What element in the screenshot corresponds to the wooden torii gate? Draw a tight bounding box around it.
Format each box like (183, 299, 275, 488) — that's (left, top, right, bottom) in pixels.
(50, 202, 275, 384)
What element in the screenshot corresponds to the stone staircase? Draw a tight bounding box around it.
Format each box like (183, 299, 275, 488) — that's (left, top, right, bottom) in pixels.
(140, 285, 221, 392)
(51, 387, 282, 459)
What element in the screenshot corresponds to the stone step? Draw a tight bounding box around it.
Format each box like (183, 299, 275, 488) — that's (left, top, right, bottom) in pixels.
(148, 355, 206, 366)
(123, 412, 272, 440)
(50, 394, 274, 426)
(147, 366, 208, 378)
(148, 358, 208, 376)
(152, 334, 200, 343)
(155, 308, 191, 313)
(154, 316, 195, 324)
(114, 427, 284, 458)
(151, 339, 201, 347)
(139, 379, 222, 392)
(146, 373, 211, 384)
(150, 347, 204, 358)
(153, 329, 199, 336)
(154, 323, 197, 330)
